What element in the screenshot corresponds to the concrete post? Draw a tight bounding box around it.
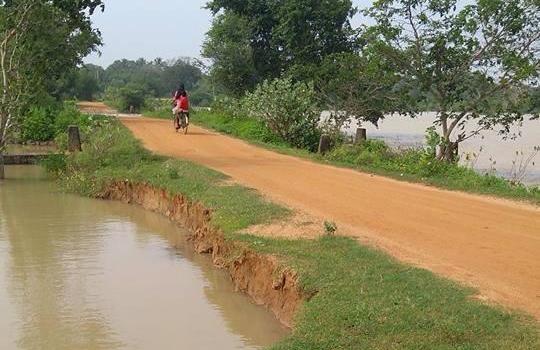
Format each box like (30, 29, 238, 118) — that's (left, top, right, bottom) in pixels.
(318, 135, 331, 154)
(355, 128, 367, 144)
(0, 153, 4, 180)
(68, 126, 82, 152)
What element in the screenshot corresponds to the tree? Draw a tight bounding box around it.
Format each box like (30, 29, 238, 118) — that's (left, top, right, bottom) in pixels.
(54, 64, 105, 100)
(190, 75, 215, 106)
(527, 86, 540, 113)
(103, 57, 204, 97)
(160, 58, 204, 96)
(202, 12, 259, 96)
(204, 0, 358, 95)
(0, 0, 104, 178)
(104, 58, 161, 96)
(314, 41, 408, 129)
(367, 0, 540, 161)
(272, 0, 358, 80)
(104, 83, 147, 113)
(205, 0, 282, 87)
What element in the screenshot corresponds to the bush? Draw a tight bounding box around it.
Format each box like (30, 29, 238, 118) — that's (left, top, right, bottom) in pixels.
(54, 102, 84, 135)
(142, 98, 172, 119)
(41, 154, 67, 174)
(194, 110, 286, 146)
(211, 95, 243, 117)
(105, 83, 148, 112)
(21, 107, 56, 142)
(21, 100, 93, 143)
(72, 120, 152, 171)
(190, 87, 213, 107)
(242, 77, 322, 151)
(327, 140, 394, 167)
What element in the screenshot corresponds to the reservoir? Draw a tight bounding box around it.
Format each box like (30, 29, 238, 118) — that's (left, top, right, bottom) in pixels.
(331, 112, 540, 185)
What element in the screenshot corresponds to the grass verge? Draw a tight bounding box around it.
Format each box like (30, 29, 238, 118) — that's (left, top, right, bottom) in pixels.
(174, 109, 539, 205)
(49, 117, 540, 349)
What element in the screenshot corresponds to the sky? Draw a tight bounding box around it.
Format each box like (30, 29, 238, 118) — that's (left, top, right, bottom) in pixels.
(84, 0, 372, 68)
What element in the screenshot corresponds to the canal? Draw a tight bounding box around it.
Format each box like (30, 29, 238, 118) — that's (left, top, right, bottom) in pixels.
(0, 166, 287, 350)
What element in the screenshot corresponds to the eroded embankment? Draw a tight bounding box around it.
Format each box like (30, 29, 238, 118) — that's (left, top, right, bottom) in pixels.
(99, 180, 303, 328)
(121, 116, 540, 319)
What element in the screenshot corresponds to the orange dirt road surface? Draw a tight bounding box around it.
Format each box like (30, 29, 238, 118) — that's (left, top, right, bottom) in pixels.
(77, 101, 117, 114)
(120, 116, 540, 319)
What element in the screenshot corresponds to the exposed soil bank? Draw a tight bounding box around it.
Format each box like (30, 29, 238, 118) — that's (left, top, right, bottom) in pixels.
(121, 116, 540, 319)
(99, 180, 303, 328)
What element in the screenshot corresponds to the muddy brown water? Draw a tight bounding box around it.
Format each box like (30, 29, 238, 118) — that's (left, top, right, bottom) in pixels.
(347, 113, 540, 185)
(0, 166, 287, 350)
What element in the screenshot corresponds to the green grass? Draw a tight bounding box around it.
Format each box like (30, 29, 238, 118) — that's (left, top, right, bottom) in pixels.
(52, 116, 539, 349)
(324, 142, 540, 205)
(142, 107, 172, 120)
(235, 234, 539, 350)
(181, 109, 540, 205)
(58, 121, 287, 233)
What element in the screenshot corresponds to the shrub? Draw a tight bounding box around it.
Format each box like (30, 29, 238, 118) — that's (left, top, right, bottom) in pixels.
(211, 95, 243, 117)
(54, 102, 84, 135)
(54, 132, 68, 151)
(41, 154, 67, 174)
(21, 107, 56, 142)
(105, 83, 148, 112)
(72, 120, 152, 171)
(190, 87, 213, 107)
(327, 140, 394, 167)
(242, 77, 322, 151)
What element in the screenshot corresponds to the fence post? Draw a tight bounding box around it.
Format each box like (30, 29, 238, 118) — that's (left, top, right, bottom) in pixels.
(355, 128, 367, 144)
(0, 153, 4, 180)
(318, 135, 331, 154)
(68, 125, 82, 152)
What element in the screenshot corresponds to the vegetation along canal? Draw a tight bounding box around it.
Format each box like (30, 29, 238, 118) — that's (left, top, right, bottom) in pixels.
(0, 166, 287, 350)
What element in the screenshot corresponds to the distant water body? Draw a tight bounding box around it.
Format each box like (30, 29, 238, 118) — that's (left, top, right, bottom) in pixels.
(324, 112, 540, 185)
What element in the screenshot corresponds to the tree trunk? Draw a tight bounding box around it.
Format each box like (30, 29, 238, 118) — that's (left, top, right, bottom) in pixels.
(438, 141, 459, 162)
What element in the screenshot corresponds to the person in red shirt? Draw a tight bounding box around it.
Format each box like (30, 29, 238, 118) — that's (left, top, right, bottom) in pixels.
(172, 84, 190, 131)
(178, 91, 189, 112)
(172, 84, 184, 112)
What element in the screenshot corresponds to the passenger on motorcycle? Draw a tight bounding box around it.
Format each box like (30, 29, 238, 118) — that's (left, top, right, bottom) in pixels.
(172, 84, 190, 131)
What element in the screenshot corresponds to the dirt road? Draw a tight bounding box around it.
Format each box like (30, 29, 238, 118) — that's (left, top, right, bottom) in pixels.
(119, 116, 540, 319)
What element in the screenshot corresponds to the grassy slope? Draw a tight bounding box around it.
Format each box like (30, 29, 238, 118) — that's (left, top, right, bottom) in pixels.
(173, 109, 539, 205)
(51, 118, 539, 349)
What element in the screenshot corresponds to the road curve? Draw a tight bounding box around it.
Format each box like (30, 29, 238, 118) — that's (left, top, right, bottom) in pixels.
(120, 116, 540, 319)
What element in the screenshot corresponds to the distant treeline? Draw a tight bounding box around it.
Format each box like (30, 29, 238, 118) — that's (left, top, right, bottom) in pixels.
(54, 58, 213, 106)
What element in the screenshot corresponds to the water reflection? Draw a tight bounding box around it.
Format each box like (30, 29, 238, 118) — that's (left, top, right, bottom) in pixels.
(0, 166, 287, 350)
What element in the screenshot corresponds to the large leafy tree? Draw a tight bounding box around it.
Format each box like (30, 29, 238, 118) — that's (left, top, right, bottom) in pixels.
(54, 64, 105, 101)
(103, 58, 203, 97)
(315, 36, 409, 129)
(367, 0, 540, 161)
(202, 12, 259, 96)
(205, 0, 281, 87)
(204, 0, 357, 95)
(0, 0, 104, 177)
(273, 0, 358, 80)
